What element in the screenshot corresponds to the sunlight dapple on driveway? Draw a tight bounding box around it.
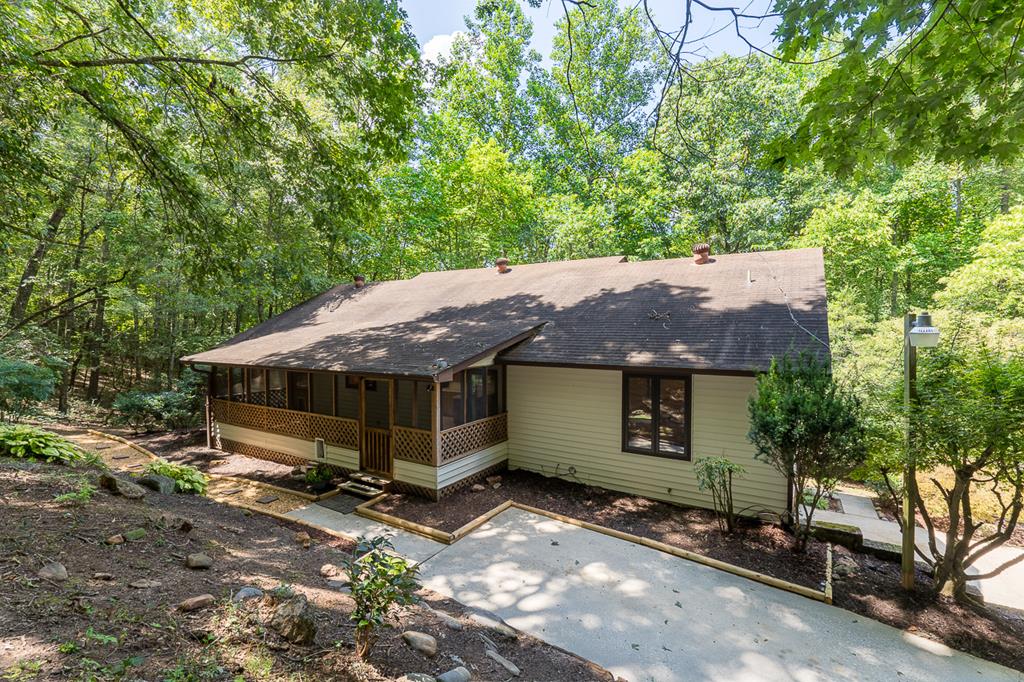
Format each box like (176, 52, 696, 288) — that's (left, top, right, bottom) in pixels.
(419, 507, 1022, 682)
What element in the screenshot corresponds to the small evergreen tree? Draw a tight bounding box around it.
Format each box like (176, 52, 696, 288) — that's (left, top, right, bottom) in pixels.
(342, 536, 420, 659)
(748, 352, 867, 551)
(695, 456, 745, 533)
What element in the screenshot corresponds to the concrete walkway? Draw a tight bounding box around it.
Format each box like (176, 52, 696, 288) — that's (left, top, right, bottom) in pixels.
(817, 490, 1024, 612)
(419, 507, 1021, 682)
(284, 502, 447, 564)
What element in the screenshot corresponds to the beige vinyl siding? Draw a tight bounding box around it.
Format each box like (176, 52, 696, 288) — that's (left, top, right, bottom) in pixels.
(213, 422, 358, 470)
(437, 442, 508, 489)
(506, 365, 787, 513)
(394, 442, 509, 491)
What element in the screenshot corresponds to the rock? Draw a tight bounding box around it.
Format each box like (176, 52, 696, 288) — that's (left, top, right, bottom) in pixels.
(138, 474, 176, 494)
(98, 473, 147, 500)
(401, 631, 437, 658)
(468, 611, 517, 639)
(105, 534, 125, 545)
(232, 587, 264, 602)
(485, 475, 502, 485)
(177, 594, 215, 612)
(130, 579, 162, 589)
(436, 667, 471, 682)
(123, 528, 147, 542)
(425, 605, 463, 631)
(269, 595, 316, 645)
(485, 649, 520, 676)
(92, 572, 114, 581)
(491, 483, 501, 490)
(185, 553, 213, 569)
(153, 512, 193, 532)
(470, 484, 486, 492)
(294, 531, 311, 548)
(399, 674, 436, 682)
(319, 563, 341, 578)
(37, 562, 68, 582)
(326, 580, 351, 594)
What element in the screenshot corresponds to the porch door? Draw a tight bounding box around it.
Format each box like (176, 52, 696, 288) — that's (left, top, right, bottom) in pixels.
(359, 378, 392, 475)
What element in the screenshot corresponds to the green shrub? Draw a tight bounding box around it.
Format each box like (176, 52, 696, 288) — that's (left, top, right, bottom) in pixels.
(143, 459, 208, 494)
(54, 482, 97, 504)
(0, 357, 56, 422)
(695, 456, 746, 533)
(305, 463, 333, 485)
(112, 389, 201, 433)
(0, 425, 91, 465)
(342, 536, 420, 659)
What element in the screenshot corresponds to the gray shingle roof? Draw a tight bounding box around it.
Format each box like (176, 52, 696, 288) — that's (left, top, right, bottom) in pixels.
(181, 249, 829, 377)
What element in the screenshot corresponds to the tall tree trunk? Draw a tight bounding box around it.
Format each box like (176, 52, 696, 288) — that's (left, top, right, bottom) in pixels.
(8, 178, 80, 324)
(84, 233, 110, 401)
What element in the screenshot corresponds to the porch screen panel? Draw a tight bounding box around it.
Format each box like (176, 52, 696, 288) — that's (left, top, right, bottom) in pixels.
(267, 370, 286, 408)
(310, 373, 333, 415)
(486, 367, 502, 415)
(248, 368, 266, 405)
(413, 382, 431, 430)
(213, 367, 229, 399)
(287, 371, 309, 412)
(441, 374, 464, 429)
(466, 368, 486, 422)
(625, 376, 653, 450)
(230, 368, 245, 402)
(364, 380, 389, 428)
(395, 380, 415, 427)
(335, 375, 359, 419)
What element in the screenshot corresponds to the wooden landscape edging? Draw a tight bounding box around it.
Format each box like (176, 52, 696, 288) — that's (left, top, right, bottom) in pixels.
(86, 429, 160, 461)
(355, 493, 830, 604)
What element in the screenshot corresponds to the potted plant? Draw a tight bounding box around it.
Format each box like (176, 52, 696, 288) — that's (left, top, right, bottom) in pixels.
(305, 463, 335, 493)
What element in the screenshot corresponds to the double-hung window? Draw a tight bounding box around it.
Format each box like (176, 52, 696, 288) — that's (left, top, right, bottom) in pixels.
(622, 374, 691, 460)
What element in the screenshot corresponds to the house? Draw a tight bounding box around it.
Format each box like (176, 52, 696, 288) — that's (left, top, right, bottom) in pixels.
(181, 246, 829, 513)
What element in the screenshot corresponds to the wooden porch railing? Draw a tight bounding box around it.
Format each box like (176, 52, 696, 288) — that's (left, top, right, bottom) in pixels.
(363, 427, 391, 474)
(211, 399, 359, 450)
(393, 425, 433, 464)
(439, 412, 508, 464)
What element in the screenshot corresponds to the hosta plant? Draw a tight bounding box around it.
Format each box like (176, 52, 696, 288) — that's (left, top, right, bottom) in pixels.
(144, 459, 208, 494)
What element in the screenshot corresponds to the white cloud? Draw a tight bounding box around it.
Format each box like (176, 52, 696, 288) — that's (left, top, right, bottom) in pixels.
(422, 31, 465, 64)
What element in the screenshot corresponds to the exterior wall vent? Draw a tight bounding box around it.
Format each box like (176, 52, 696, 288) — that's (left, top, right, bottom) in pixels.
(314, 438, 326, 460)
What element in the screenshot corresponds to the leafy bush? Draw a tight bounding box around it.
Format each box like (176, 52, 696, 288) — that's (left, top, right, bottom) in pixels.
(342, 536, 420, 659)
(0, 357, 56, 422)
(143, 459, 208, 494)
(748, 352, 867, 551)
(112, 389, 200, 432)
(305, 463, 333, 485)
(0, 425, 91, 465)
(695, 456, 745, 533)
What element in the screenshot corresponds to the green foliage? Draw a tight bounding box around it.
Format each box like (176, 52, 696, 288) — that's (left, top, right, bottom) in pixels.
(143, 459, 208, 494)
(341, 536, 420, 659)
(0, 425, 90, 465)
(773, 1, 1024, 172)
(54, 482, 97, 504)
(0, 357, 56, 422)
(304, 463, 333, 485)
(694, 457, 745, 533)
(112, 389, 200, 433)
(748, 353, 867, 551)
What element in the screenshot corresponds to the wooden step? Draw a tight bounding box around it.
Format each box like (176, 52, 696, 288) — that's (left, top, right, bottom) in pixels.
(349, 471, 391, 488)
(338, 480, 383, 499)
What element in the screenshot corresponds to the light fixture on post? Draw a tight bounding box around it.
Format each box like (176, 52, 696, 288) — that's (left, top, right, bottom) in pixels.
(901, 311, 940, 590)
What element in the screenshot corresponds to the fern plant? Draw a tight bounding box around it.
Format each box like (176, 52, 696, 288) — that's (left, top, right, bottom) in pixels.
(143, 459, 208, 494)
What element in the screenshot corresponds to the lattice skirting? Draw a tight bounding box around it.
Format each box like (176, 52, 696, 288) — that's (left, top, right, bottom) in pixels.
(388, 479, 440, 501)
(436, 460, 509, 499)
(217, 438, 354, 477)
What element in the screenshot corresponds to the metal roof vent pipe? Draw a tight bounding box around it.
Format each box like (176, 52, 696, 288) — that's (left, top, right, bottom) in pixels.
(496, 257, 510, 274)
(353, 275, 366, 288)
(693, 243, 710, 265)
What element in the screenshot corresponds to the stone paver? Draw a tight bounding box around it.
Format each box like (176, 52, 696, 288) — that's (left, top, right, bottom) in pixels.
(284, 503, 446, 564)
(420, 507, 1021, 682)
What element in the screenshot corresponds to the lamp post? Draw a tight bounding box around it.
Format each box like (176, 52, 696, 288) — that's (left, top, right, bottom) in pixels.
(902, 311, 940, 590)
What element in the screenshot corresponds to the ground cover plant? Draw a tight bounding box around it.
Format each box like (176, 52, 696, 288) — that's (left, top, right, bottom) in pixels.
(0, 424, 91, 465)
(143, 458, 209, 494)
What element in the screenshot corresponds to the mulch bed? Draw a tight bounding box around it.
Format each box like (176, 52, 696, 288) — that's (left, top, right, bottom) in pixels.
(374, 469, 829, 591)
(132, 429, 337, 496)
(0, 457, 611, 681)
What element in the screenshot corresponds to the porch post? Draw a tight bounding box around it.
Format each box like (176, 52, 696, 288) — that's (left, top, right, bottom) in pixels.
(432, 381, 442, 466)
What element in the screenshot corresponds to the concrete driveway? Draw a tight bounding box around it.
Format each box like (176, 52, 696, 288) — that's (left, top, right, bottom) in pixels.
(419, 507, 1021, 682)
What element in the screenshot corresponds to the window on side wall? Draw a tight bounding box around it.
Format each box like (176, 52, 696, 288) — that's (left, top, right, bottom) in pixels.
(622, 374, 691, 460)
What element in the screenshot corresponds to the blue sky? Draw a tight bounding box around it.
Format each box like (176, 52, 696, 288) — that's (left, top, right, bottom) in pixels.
(402, 0, 780, 63)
